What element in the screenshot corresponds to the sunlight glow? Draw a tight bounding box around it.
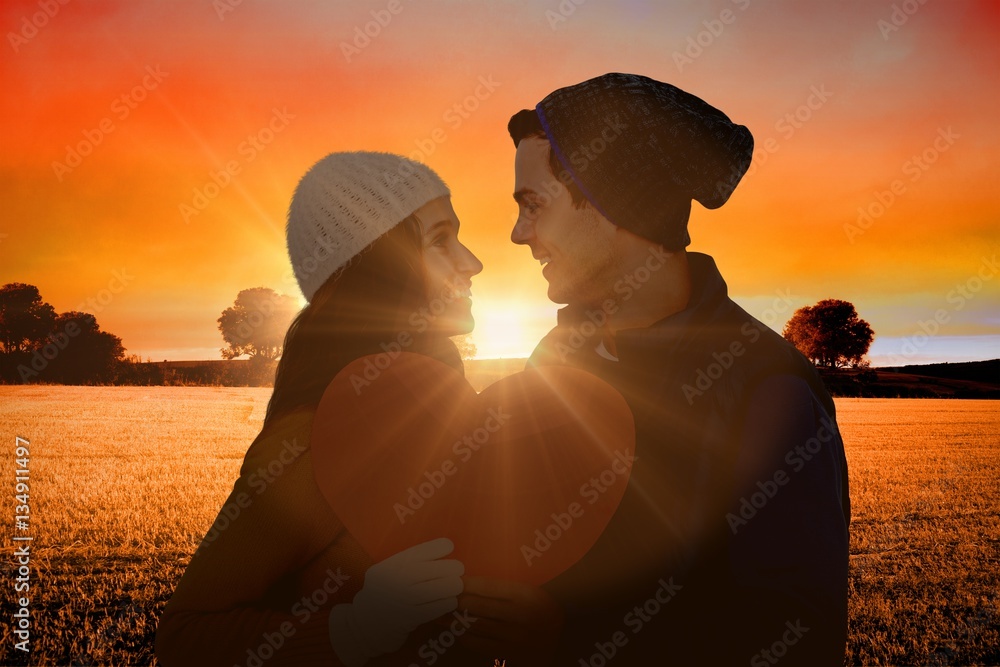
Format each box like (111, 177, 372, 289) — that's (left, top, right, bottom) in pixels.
(471, 301, 543, 359)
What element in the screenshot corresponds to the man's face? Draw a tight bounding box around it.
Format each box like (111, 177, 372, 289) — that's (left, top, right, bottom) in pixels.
(511, 137, 620, 305)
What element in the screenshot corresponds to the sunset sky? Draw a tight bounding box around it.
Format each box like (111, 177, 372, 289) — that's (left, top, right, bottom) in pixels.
(2, 0, 998, 365)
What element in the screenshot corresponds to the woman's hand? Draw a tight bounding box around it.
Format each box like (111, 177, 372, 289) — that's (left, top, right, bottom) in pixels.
(329, 538, 464, 667)
(442, 576, 565, 667)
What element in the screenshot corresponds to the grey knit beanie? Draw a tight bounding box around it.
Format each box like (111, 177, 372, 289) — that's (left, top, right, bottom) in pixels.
(533, 73, 754, 250)
(286, 152, 450, 302)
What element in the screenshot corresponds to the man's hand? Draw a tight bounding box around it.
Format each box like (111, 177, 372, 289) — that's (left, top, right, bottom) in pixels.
(439, 576, 564, 666)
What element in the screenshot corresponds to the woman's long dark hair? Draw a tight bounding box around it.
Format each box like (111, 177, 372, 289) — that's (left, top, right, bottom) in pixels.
(261, 215, 462, 432)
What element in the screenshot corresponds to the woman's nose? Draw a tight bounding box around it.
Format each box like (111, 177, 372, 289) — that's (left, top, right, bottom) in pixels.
(459, 244, 484, 277)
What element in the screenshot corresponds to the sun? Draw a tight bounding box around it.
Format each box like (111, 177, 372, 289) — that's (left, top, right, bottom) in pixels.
(470, 299, 558, 359)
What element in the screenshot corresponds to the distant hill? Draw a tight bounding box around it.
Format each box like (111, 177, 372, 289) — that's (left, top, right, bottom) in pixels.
(468, 359, 1000, 399)
(820, 359, 999, 399)
(146, 358, 270, 386)
(152, 359, 240, 369)
(878, 359, 999, 385)
(143, 357, 999, 398)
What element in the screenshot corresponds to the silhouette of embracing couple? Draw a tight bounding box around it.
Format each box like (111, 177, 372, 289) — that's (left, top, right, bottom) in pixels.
(156, 73, 850, 667)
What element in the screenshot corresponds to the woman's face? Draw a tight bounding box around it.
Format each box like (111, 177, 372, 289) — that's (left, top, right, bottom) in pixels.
(414, 196, 484, 336)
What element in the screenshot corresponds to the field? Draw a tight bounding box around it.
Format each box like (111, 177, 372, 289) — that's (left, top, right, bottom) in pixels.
(0, 384, 998, 666)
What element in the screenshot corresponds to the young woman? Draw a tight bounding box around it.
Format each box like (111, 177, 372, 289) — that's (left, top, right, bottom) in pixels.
(154, 152, 562, 667)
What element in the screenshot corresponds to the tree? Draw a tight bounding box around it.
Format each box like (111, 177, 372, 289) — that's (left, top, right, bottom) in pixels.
(0, 283, 56, 354)
(14, 311, 127, 384)
(0, 284, 132, 384)
(452, 333, 478, 360)
(218, 287, 299, 360)
(47, 311, 126, 383)
(783, 299, 874, 369)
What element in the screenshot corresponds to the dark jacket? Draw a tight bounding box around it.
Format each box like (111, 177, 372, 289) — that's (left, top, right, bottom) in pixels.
(530, 252, 850, 665)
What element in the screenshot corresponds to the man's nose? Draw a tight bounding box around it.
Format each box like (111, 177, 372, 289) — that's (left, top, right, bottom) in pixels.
(510, 215, 533, 245)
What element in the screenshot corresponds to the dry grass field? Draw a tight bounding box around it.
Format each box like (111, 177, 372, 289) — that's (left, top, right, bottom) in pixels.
(837, 398, 999, 665)
(0, 382, 997, 666)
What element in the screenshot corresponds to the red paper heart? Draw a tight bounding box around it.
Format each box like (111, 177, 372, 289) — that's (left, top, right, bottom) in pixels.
(311, 352, 635, 586)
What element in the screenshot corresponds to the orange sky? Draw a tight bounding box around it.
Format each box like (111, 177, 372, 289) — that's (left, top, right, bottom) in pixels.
(2, 0, 998, 364)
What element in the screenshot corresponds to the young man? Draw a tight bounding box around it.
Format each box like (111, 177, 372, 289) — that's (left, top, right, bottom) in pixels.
(503, 73, 851, 665)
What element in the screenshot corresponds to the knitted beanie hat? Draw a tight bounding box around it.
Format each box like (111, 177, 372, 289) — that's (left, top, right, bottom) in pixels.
(532, 72, 754, 250)
(286, 151, 450, 302)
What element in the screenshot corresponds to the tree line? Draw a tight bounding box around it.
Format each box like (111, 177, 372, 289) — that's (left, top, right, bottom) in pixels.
(1, 282, 867, 385)
(0, 284, 478, 385)
(0, 283, 296, 385)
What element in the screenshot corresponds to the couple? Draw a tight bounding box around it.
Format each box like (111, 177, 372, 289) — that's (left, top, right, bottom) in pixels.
(156, 73, 850, 666)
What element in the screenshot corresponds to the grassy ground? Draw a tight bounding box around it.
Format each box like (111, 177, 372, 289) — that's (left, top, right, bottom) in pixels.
(0, 385, 997, 666)
(837, 398, 1000, 665)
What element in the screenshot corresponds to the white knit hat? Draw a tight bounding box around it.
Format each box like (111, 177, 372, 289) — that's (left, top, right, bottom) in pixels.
(286, 151, 451, 302)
